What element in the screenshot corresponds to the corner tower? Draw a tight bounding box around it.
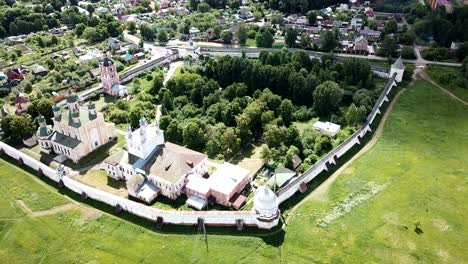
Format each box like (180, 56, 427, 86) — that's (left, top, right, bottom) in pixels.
(254, 185, 280, 229)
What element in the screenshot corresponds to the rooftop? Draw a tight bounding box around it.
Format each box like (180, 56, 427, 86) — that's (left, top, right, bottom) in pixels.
(51, 131, 82, 149)
(144, 142, 207, 184)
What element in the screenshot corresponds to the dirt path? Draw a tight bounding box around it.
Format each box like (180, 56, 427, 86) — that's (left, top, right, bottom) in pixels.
(284, 87, 407, 224)
(420, 71, 468, 106)
(16, 200, 102, 220)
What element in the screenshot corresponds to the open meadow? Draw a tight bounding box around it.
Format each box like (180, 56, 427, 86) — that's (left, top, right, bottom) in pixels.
(0, 80, 467, 263)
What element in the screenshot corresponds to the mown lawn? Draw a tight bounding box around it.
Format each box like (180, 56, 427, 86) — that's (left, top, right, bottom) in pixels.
(0, 80, 467, 263)
(0, 159, 67, 213)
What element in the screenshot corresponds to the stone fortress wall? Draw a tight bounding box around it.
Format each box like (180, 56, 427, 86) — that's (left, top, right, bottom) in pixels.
(0, 59, 399, 229)
(277, 73, 398, 203)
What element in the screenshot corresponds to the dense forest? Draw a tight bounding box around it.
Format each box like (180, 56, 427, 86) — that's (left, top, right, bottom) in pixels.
(0, 1, 122, 41)
(105, 51, 385, 170)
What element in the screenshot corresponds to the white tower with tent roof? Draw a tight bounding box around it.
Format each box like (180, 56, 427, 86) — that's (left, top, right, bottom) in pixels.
(390, 56, 405, 82)
(254, 185, 280, 229)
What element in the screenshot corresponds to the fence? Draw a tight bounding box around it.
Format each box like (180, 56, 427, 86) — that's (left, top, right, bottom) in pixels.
(0, 139, 260, 227)
(0, 63, 398, 229)
(276, 73, 398, 203)
(120, 50, 179, 84)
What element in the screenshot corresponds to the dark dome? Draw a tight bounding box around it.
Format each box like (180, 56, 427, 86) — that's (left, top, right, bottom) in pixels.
(102, 57, 114, 67)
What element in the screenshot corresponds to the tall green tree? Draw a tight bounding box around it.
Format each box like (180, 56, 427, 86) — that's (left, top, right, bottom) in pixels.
(313, 81, 344, 116)
(285, 27, 297, 48)
(157, 28, 168, 43)
(1, 115, 36, 144)
(237, 24, 248, 46)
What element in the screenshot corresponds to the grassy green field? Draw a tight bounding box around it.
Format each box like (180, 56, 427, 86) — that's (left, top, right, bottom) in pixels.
(426, 65, 468, 102)
(279, 80, 468, 263)
(0, 80, 467, 263)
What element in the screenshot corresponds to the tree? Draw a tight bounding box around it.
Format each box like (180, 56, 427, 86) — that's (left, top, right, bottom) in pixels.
(260, 145, 272, 164)
(400, 46, 416, 59)
(279, 99, 294, 126)
(345, 103, 367, 126)
(221, 31, 233, 44)
(158, 88, 173, 114)
(462, 57, 468, 81)
(285, 27, 297, 48)
(197, 2, 211, 12)
(150, 74, 163, 94)
(157, 28, 168, 43)
(307, 11, 317, 25)
(165, 120, 183, 143)
(399, 32, 415, 45)
(300, 33, 311, 49)
(75, 23, 86, 37)
(321, 31, 337, 52)
(222, 127, 241, 155)
(140, 23, 155, 41)
(27, 98, 53, 120)
(190, 0, 199, 10)
(0, 26, 6, 38)
(126, 21, 137, 34)
(237, 24, 248, 45)
(380, 35, 398, 57)
(82, 27, 100, 43)
(384, 20, 398, 34)
(183, 120, 206, 150)
(313, 81, 344, 116)
(1, 115, 36, 144)
(256, 29, 274, 48)
(86, 4, 94, 17)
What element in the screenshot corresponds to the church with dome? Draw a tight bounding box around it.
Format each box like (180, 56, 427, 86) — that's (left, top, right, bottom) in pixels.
(36, 89, 116, 163)
(100, 57, 128, 97)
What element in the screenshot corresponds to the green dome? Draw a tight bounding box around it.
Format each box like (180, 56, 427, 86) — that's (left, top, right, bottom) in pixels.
(66, 89, 78, 103)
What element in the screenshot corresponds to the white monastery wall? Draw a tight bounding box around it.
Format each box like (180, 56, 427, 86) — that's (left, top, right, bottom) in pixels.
(277, 74, 398, 204)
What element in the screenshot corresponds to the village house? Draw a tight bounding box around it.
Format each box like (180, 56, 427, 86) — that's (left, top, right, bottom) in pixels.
(107, 37, 121, 50)
(32, 64, 48, 76)
(359, 28, 381, 42)
(189, 27, 201, 36)
(365, 7, 375, 20)
(5, 67, 25, 85)
(100, 57, 128, 97)
(337, 3, 349, 12)
(313, 121, 341, 137)
(450, 41, 463, 50)
(36, 90, 116, 163)
(350, 16, 363, 29)
(14, 93, 30, 115)
(121, 53, 139, 64)
(354, 36, 368, 53)
(105, 117, 209, 202)
(428, 0, 452, 11)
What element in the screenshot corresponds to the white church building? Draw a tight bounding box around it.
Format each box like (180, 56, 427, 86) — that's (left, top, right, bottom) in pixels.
(104, 117, 208, 201)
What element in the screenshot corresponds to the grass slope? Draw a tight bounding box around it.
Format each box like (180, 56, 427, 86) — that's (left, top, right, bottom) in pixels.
(0, 80, 467, 263)
(277, 80, 468, 263)
(426, 65, 468, 102)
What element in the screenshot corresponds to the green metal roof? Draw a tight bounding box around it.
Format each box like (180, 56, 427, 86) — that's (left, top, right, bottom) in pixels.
(52, 132, 81, 149)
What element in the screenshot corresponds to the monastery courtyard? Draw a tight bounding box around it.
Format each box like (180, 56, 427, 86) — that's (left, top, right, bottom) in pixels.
(0, 80, 466, 263)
